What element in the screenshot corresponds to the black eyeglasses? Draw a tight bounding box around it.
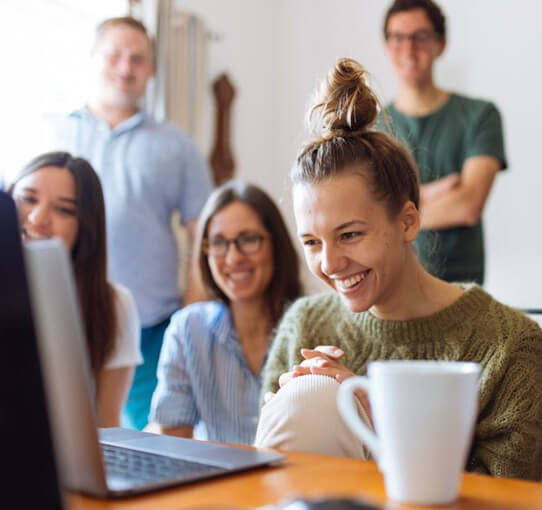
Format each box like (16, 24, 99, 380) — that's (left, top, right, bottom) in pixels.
(385, 30, 440, 48)
(203, 233, 267, 257)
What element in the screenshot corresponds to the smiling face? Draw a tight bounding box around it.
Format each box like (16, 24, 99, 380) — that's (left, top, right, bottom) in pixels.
(206, 201, 274, 305)
(385, 8, 445, 88)
(12, 166, 79, 251)
(92, 24, 154, 108)
(293, 171, 419, 313)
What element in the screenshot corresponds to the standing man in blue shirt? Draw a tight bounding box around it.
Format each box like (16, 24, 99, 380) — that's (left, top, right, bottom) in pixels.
(50, 17, 213, 429)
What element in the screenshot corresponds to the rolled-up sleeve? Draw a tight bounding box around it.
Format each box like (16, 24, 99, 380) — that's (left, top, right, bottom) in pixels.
(149, 310, 199, 426)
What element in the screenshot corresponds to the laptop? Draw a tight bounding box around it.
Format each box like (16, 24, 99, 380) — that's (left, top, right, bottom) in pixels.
(524, 309, 542, 329)
(23, 236, 284, 498)
(0, 192, 65, 509)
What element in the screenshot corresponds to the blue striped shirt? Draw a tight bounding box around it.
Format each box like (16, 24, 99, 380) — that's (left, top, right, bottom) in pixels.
(149, 301, 264, 445)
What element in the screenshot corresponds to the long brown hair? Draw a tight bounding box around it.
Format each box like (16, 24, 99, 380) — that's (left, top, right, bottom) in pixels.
(196, 180, 302, 326)
(293, 58, 420, 218)
(9, 152, 117, 376)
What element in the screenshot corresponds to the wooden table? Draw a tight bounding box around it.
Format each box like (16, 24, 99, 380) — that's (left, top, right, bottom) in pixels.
(68, 450, 542, 509)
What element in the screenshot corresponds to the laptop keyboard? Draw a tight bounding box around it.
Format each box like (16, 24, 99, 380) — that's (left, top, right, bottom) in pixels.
(102, 443, 226, 484)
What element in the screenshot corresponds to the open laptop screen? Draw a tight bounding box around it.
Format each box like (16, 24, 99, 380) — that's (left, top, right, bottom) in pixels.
(0, 191, 64, 508)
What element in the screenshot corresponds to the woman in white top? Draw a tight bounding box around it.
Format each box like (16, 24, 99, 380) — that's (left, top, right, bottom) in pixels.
(9, 151, 142, 426)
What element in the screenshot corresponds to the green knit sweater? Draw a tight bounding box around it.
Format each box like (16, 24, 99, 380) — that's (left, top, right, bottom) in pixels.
(262, 284, 542, 480)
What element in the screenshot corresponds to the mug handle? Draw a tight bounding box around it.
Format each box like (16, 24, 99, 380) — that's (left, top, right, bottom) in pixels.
(337, 376, 380, 460)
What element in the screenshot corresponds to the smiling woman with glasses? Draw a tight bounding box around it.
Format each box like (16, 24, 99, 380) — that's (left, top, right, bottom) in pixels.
(148, 180, 302, 445)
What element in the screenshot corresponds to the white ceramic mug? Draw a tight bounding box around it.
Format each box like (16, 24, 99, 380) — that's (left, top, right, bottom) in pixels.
(337, 360, 480, 506)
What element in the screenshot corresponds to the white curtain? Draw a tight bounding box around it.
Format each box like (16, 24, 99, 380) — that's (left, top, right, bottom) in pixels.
(136, 0, 208, 147)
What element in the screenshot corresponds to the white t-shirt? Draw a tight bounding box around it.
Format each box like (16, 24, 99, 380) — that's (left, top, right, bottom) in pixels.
(104, 283, 143, 369)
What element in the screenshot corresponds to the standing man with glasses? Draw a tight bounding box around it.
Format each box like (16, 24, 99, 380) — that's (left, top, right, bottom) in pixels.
(49, 17, 213, 430)
(378, 0, 507, 284)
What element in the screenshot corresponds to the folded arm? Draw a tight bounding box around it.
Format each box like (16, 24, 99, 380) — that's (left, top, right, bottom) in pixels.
(147, 312, 199, 436)
(420, 155, 500, 230)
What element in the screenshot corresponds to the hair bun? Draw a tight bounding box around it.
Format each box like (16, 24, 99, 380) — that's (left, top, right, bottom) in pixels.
(308, 58, 379, 138)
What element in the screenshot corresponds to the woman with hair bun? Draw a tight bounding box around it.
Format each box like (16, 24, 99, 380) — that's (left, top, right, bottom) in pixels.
(255, 58, 542, 481)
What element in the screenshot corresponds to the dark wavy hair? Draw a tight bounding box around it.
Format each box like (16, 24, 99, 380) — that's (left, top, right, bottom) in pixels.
(9, 151, 116, 376)
(384, 0, 446, 39)
(196, 180, 302, 326)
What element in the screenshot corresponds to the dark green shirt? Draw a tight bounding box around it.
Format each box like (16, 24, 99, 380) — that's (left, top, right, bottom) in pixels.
(377, 93, 507, 284)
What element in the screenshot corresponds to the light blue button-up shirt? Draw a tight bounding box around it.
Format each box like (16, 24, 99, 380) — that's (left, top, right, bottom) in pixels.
(149, 301, 264, 445)
(49, 108, 213, 326)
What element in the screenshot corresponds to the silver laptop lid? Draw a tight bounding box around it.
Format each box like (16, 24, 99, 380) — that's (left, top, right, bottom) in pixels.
(24, 239, 109, 497)
(25, 238, 285, 498)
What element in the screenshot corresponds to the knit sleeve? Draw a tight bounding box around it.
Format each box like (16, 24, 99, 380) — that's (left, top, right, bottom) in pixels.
(470, 332, 542, 480)
(260, 297, 322, 403)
